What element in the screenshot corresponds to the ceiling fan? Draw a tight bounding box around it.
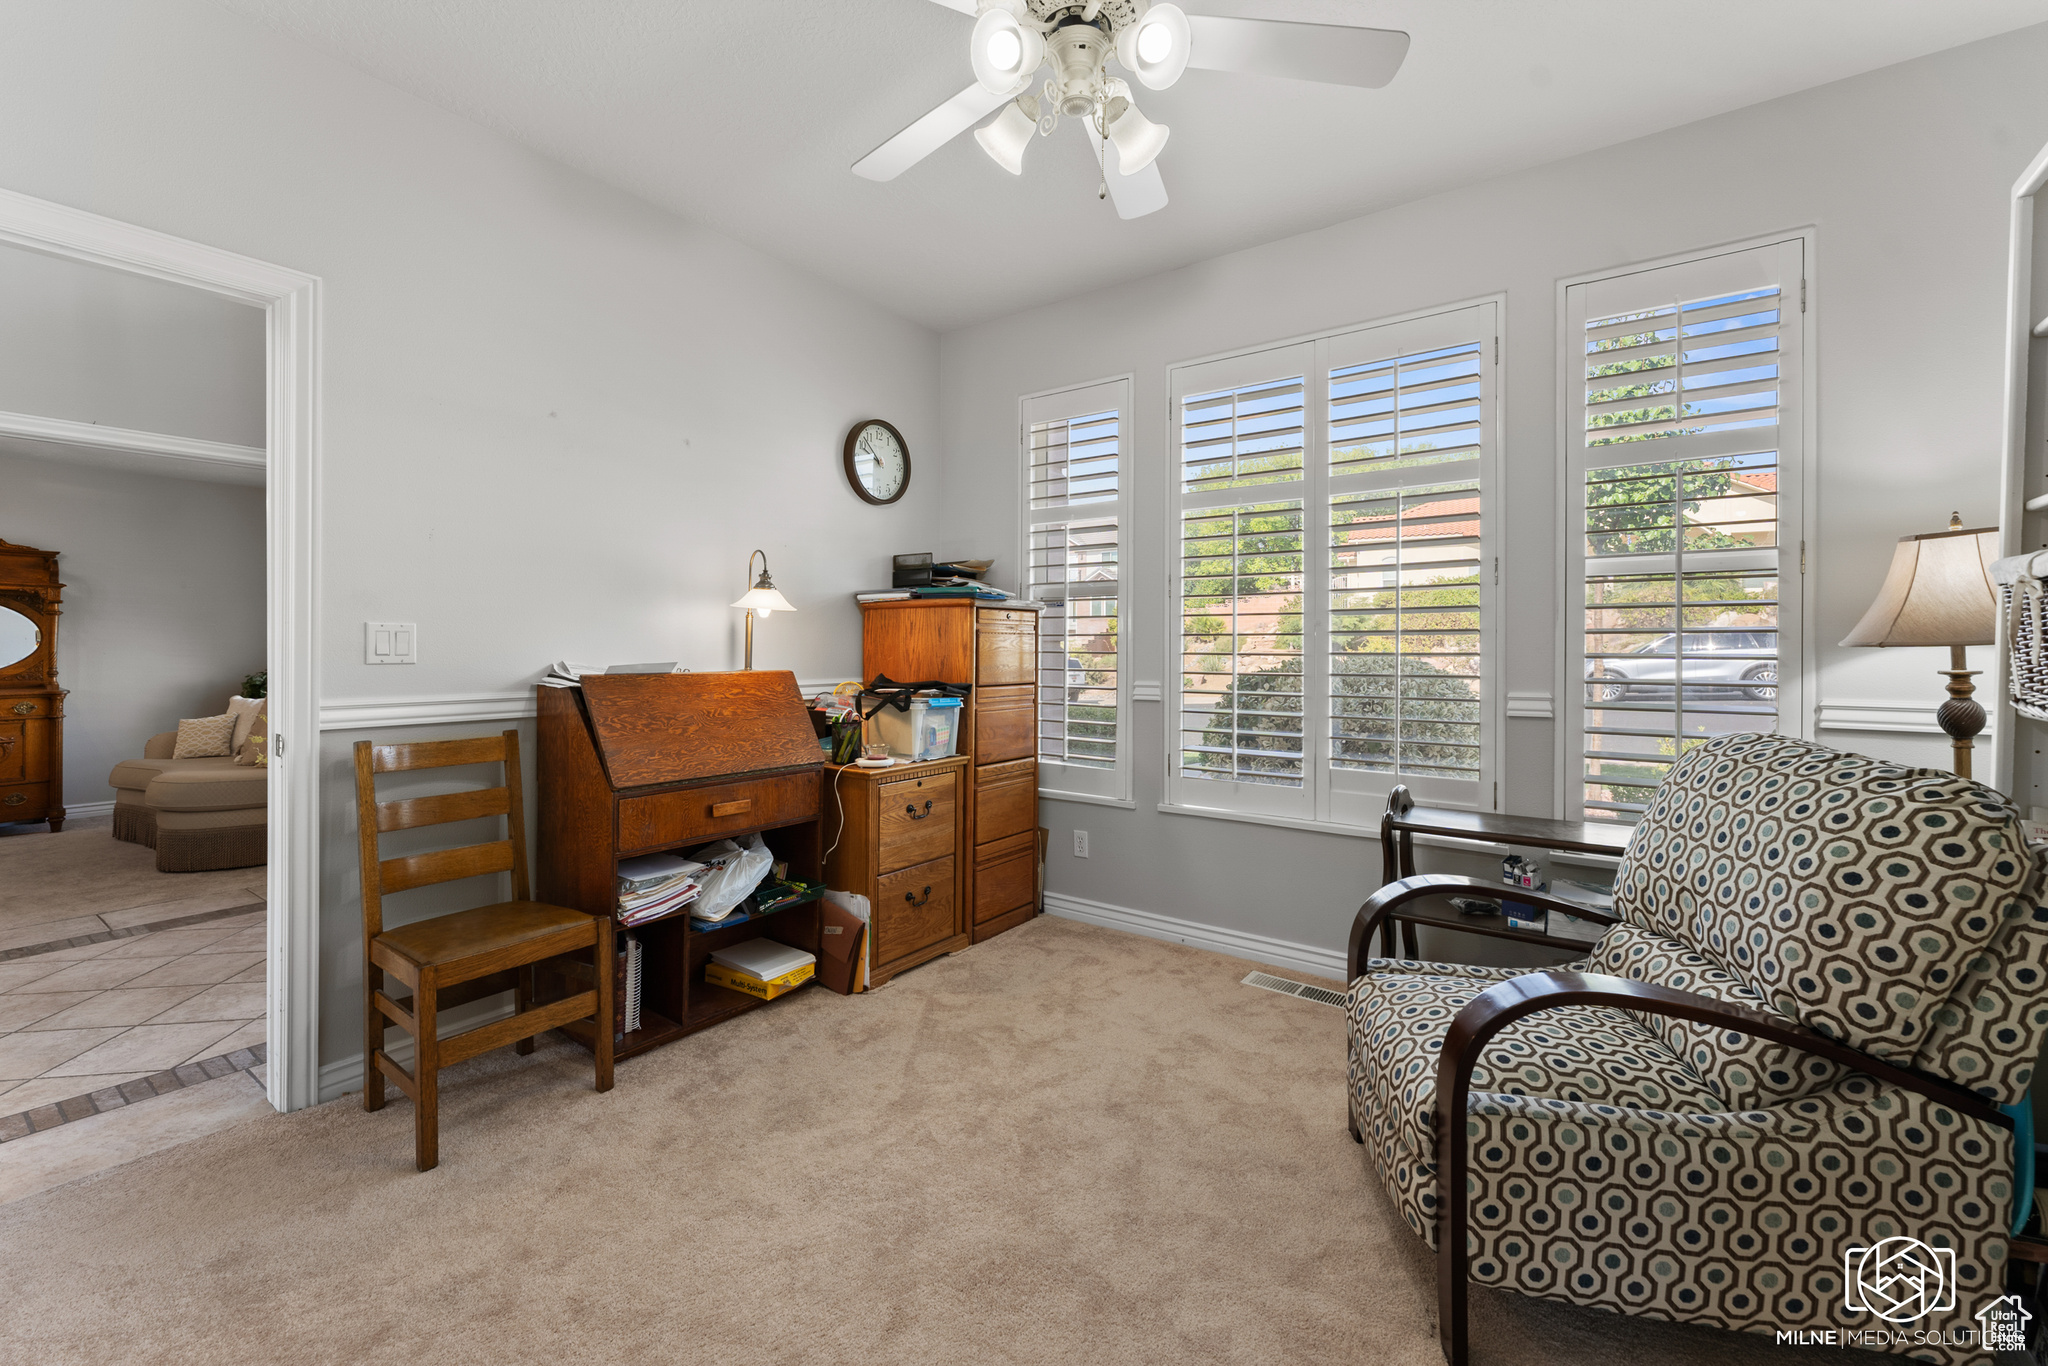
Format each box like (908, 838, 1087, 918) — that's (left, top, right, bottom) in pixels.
(852, 1, 1409, 220)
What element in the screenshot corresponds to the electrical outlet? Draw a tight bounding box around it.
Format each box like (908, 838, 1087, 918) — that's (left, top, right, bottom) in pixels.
(365, 621, 418, 665)
(1073, 829, 1090, 858)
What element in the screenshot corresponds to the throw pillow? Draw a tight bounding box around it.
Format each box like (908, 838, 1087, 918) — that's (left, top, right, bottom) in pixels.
(227, 695, 266, 757)
(236, 706, 270, 767)
(173, 713, 236, 759)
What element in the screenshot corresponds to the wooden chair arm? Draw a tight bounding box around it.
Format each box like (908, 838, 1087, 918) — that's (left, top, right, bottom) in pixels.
(1347, 875, 1619, 981)
(1427, 969, 2010, 1366)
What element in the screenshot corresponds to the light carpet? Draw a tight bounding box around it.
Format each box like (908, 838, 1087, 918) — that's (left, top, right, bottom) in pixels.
(0, 916, 1863, 1365)
(0, 813, 264, 949)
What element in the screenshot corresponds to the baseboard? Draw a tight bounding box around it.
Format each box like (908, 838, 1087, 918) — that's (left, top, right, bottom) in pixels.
(1042, 891, 1347, 983)
(316, 997, 517, 1104)
(61, 800, 115, 819)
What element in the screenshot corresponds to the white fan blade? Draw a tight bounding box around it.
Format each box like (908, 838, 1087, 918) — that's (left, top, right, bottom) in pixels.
(1104, 150, 1168, 221)
(924, 0, 979, 12)
(853, 82, 1014, 181)
(1186, 15, 1409, 89)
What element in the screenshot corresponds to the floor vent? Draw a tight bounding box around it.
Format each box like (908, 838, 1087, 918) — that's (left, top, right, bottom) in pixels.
(1241, 971, 1348, 1009)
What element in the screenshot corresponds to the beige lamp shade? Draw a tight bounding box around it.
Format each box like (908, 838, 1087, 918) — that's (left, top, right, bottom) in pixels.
(1839, 526, 1999, 648)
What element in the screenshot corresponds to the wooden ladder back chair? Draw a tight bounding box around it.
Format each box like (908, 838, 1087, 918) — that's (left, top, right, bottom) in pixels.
(353, 728, 613, 1171)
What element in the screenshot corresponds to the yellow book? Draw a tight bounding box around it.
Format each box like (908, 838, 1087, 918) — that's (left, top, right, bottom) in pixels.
(704, 960, 814, 1000)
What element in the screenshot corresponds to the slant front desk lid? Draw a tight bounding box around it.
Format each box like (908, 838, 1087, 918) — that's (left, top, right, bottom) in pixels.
(577, 670, 821, 791)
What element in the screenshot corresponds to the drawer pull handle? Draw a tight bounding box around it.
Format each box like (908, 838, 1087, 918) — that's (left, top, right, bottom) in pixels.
(905, 800, 934, 820)
(10, 703, 32, 716)
(904, 885, 932, 907)
(2, 794, 24, 807)
(710, 799, 753, 818)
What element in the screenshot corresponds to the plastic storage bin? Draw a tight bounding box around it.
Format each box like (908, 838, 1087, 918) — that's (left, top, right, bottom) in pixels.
(870, 694, 963, 762)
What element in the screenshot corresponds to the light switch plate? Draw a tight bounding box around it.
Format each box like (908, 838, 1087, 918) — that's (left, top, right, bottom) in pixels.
(365, 621, 417, 665)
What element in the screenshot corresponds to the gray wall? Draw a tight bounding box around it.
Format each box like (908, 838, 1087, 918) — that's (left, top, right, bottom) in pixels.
(0, 451, 265, 804)
(0, 0, 937, 1079)
(937, 25, 2048, 962)
(0, 242, 265, 447)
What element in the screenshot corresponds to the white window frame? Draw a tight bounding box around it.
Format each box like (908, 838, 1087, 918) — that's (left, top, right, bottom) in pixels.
(1162, 297, 1505, 835)
(1019, 374, 1134, 806)
(1554, 232, 1818, 820)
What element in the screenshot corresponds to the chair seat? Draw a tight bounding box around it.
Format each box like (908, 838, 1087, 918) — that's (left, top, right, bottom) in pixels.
(374, 900, 595, 970)
(1349, 958, 1729, 1242)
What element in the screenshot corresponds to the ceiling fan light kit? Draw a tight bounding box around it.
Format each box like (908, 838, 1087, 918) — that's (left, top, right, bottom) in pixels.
(856, 0, 1409, 220)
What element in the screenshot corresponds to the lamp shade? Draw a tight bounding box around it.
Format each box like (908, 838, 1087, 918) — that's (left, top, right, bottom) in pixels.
(1105, 100, 1169, 175)
(971, 7, 1043, 96)
(731, 585, 795, 616)
(974, 99, 1036, 175)
(1116, 2, 1191, 90)
(1839, 526, 1998, 648)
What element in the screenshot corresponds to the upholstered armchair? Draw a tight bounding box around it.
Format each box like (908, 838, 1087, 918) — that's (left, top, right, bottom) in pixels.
(1346, 733, 2048, 1364)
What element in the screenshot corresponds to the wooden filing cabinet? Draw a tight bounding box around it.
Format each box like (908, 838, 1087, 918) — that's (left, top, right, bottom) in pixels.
(822, 754, 970, 987)
(861, 599, 1041, 944)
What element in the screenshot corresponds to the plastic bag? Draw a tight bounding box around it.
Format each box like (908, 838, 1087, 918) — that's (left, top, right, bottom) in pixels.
(688, 833, 774, 921)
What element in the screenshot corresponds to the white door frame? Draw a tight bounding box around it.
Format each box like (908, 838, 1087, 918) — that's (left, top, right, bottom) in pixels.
(0, 187, 322, 1113)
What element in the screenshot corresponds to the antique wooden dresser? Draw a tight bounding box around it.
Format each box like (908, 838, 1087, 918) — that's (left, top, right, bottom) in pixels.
(0, 539, 65, 831)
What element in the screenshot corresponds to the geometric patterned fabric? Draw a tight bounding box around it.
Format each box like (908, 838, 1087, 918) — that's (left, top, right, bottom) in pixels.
(1614, 733, 2040, 1092)
(1348, 734, 2048, 1361)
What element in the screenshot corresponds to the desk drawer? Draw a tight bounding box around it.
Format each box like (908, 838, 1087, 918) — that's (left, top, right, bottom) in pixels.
(877, 769, 956, 872)
(617, 771, 818, 855)
(973, 829, 1037, 925)
(875, 855, 956, 965)
(974, 758, 1036, 845)
(971, 687, 1034, 765)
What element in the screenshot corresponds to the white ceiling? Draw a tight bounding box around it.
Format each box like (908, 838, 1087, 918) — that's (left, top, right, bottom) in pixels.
(217, 0, 2048, 332)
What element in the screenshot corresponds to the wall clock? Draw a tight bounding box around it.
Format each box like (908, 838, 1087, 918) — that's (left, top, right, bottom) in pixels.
(844, 419, 910, 506)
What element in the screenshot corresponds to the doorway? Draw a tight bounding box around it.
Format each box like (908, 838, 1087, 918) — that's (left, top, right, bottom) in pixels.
(0, 187, 320, 1113)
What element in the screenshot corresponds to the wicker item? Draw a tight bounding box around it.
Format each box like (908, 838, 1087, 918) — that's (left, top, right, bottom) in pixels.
(1992, 552, 2048, 720)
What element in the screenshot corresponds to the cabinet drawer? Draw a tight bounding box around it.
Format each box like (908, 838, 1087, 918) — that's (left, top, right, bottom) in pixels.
(973, 829, 1037, 924)
(975, 613, 1035, 687)
(616, 771, 818, 855)
(0, 721, 26, 784)
(3, 698, 45, 718)
(971, 686, 1034, 765)
(875, 855, 956, 965)
(977, 607, 1035, 630)
(0, 781, 48, 822)
(974, 758, 1037, 845)
(877, 769, 957, 873)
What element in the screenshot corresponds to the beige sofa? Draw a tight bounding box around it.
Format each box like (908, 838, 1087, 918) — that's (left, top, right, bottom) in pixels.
(110, 731, 267, 872)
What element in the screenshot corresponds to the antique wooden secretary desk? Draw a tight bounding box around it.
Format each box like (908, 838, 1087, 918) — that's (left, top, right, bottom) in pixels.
(535, 670, 824, 1056)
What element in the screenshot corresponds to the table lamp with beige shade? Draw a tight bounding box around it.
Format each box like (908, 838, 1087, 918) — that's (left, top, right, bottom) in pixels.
(1839, 514, 2000, 778)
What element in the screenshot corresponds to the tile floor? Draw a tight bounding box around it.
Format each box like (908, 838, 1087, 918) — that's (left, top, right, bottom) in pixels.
(0, 910, 265, 1117)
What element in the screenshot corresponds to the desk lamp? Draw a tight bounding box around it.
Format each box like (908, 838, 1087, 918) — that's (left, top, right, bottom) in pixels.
(730, 549, 795, 671)
(1839, 513, 1998, 778)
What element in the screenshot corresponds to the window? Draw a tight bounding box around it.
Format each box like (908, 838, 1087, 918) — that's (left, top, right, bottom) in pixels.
(1168, 302, 1499, 827)
(1022, 378, 1130, 802)
(1564, 238, 1806, 822)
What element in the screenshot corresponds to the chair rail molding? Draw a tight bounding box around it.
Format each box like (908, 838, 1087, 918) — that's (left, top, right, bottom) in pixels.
(1816, 698, 1971, 736)
(0, 185, 324, 1116)
(0, 409, 265, 485)
(320, 679, 857, 731)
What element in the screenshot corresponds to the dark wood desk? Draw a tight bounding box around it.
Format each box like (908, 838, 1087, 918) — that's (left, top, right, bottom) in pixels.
(1376, 789, 1631, 958)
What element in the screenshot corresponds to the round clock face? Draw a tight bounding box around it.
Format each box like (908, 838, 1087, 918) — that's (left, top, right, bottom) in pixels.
(845, 419, 910, 505)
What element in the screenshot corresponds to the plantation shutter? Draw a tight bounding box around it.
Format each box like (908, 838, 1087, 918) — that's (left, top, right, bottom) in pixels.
(1023, 378, 1130, 801)
(1565, 239, 1806, 823)
(1168, 301, 1497, 827)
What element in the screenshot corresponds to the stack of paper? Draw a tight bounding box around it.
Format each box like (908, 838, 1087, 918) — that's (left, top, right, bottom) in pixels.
(539, 660, 604, 689)
(616, 852, 706, 927)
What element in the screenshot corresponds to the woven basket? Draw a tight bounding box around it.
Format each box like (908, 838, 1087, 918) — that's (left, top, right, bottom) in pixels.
(2005, 578, 2048, 721)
